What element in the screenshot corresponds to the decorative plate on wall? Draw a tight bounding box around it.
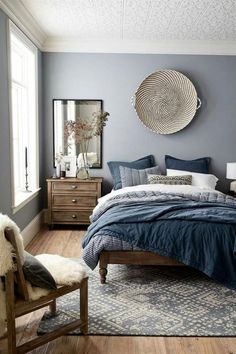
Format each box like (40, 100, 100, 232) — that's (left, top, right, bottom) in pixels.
(134, 70, 201, 134)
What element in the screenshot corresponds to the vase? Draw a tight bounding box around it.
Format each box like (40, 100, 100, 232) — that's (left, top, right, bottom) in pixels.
(56, 163, 61, 178)
(77, 151, 90, 179)
(77, 165, 90, 179)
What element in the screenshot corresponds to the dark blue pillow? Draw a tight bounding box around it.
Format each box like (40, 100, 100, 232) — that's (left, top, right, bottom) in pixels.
(165, 155, 210, 174)
(23, 251, 57, 290)
(108, 155, 155, 190)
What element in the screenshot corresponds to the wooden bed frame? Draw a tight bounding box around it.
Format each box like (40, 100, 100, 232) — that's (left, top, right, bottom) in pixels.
(99, 250, 184, 283)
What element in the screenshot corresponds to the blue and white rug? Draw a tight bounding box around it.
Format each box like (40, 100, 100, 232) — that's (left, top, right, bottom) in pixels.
(38, 263, 236, 336)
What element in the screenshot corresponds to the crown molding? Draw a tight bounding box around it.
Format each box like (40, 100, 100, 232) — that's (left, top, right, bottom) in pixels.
(0, 0, 47, 50)
(43, 37, 236, 55)
(0, 0, 235, 55)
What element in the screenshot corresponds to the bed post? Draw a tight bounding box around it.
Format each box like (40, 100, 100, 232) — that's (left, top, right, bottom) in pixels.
(99, 252, 108, 284)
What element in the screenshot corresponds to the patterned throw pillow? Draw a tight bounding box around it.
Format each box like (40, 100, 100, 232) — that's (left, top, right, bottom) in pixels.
(120, 165, 161, 187)
(148, 174, 192, 185)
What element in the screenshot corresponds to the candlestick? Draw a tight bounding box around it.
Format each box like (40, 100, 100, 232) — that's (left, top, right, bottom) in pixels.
(25, 147, 28, 168)
(24, 146, 31, 192)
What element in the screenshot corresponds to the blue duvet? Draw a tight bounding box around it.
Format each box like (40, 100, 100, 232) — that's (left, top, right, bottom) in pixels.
(82, 190, 236, 289)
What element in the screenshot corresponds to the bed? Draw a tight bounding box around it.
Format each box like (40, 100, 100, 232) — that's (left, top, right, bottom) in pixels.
(82, 184, 236, 289)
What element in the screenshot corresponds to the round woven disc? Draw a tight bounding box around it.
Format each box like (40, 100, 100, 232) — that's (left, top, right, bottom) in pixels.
(134, 70, 198, 134)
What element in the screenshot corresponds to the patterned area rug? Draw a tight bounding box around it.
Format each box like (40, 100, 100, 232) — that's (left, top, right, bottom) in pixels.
(38, 262, 236, 336)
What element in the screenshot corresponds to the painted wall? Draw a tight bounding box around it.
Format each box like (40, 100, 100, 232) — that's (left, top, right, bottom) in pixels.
(0, 9, 44, 230)
(43, 52, 236, 194)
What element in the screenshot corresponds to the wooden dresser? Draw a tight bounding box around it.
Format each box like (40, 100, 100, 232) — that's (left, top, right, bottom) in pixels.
(47, 177, 102, 227)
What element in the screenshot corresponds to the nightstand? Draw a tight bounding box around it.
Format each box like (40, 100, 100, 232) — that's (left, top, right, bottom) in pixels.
(47, 177, 102, 227)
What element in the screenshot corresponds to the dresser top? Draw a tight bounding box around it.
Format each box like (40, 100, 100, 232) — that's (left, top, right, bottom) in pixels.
(47, 177, 103, 182)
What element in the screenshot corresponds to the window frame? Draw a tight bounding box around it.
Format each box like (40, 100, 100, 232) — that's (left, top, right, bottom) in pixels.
(8, 20, 40, 214)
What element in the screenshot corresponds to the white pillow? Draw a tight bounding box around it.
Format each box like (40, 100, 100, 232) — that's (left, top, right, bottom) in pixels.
(166, 169, 218, 190)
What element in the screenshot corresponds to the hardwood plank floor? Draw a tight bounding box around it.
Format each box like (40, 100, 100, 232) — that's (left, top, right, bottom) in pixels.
(0, 227, 235, 354)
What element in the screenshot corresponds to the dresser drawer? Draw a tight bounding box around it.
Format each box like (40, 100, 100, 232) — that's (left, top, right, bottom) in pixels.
(52, 195, 97, 207)
(47, 177, 102, 226)
(52, 181, 97, 192)
(52, 210, 91, 223)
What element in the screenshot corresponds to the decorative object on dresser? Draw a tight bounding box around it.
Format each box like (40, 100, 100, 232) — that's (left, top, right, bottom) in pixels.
(63, 155, 77, 178)
(133, 70, 201, 134)
(226, 162, 236, 193)
(55, 152, 64, 178)
(47, 177, 102, 227)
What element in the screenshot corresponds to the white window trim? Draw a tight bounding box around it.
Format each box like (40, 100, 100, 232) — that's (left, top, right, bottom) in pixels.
(8, 20, 40, 213)
(12, 188, 41, 214)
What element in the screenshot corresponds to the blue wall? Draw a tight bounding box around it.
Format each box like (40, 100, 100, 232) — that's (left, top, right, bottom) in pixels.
(43, 52, 236, 193)
(0, 9, 44, 230)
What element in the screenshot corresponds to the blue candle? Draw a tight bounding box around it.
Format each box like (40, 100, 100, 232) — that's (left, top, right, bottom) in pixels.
(25, 147, 28, 168)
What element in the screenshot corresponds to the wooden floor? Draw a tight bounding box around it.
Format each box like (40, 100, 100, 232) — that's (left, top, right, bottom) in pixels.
(0, 227, 235, 354)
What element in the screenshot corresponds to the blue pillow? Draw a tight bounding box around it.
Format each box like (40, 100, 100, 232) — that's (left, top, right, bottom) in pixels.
(108, 155, 155, 190)
(165, 155, 210, 174)
(23, 251, 57, 290)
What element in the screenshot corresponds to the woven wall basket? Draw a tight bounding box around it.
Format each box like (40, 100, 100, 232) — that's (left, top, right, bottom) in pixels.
(134, 70, 200, 134)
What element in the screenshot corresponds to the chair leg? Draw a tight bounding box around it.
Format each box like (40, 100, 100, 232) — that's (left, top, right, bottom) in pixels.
(49, 299, 57, 315)
(6, 271, 17, 354)
(80, 278, 88, 335)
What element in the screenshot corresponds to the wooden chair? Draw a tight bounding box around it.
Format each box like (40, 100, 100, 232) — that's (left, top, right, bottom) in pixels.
(4, 227, 88, 354)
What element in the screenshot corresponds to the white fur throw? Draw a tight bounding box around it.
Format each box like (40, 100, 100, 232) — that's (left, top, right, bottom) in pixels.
(0, 213, 25, 337)
(0, 213, 25, 276)
(35, 254, 87, 286)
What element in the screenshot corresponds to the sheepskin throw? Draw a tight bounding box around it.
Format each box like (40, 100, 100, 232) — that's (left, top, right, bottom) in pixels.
(0, 214, 25, 275)
(0, 213, 25, 337)
(35, 254, 87, 286)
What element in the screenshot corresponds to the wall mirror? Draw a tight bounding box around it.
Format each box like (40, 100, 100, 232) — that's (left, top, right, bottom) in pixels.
(53, 99, 103, 168)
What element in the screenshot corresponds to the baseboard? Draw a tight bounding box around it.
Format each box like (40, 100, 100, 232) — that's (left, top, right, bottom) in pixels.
(21, 210, 45, 246)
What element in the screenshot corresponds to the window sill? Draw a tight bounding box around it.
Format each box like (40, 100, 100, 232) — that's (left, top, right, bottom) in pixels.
(12, 187, 41, 214)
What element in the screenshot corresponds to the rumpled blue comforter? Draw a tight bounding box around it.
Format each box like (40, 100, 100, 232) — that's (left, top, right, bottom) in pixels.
(82, 190, 236, 289)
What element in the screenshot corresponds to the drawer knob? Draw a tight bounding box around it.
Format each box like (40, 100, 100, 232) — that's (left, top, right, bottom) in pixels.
(71, 185, 77, 189)
(72, 214, 77, 219)
(72, 199, 76, 203)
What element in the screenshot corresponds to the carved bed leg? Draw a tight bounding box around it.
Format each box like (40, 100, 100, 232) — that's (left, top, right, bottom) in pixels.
(99, 252, 109, 284)
(99, 267, 107, 284)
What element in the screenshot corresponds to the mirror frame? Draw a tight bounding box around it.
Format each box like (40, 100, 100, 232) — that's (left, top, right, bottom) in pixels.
(52, 99, 103, 169)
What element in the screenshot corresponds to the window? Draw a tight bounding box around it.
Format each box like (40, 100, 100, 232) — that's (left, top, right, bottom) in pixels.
(9, 21, 40, 212)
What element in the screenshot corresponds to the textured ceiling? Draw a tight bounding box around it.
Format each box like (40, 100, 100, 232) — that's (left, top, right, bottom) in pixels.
(20, 0, 236, 41)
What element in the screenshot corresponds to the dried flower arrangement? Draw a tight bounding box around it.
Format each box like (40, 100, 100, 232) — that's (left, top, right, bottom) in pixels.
(64, 111, 109, 178)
